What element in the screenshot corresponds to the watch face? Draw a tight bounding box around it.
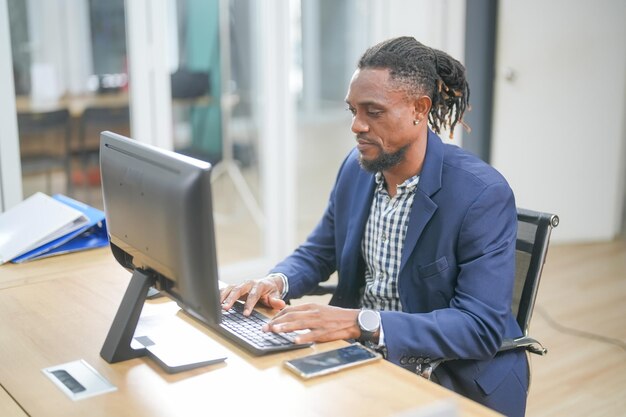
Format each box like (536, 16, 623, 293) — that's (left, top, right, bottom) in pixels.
(359, 309, 379, 333)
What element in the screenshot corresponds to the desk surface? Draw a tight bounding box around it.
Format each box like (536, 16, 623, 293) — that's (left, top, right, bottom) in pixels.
(0, 249, 500, 417)
(15, 93, 211, 119)
(15, 93, 130, 118)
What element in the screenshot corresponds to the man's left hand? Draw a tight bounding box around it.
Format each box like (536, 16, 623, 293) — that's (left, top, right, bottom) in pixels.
(263, 303, 360, 344)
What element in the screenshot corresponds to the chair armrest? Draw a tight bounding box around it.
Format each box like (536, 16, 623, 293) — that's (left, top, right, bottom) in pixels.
(499, 336, 548, 356)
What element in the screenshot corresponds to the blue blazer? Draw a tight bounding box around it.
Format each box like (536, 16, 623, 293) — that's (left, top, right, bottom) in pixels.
(272, 131, 528, 416)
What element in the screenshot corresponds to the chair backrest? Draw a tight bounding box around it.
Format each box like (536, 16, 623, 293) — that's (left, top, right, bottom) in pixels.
(512, 208, 559, 336)
(17, 109, 71, 157)
(17, 108, 72, 194)
(171, 69, 210, 99)
(17, 108, 70, 134)
(79, 106, 131, 151)
(81, 106, 130, 126)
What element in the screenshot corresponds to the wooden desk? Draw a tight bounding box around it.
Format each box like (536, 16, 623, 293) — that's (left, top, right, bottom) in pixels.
(15, 93, 130, 119)
(0, 250, 500, 417)
(15, 93, 211, 119)
(0, 385, 26, 417)
(0, 248, 115, 290)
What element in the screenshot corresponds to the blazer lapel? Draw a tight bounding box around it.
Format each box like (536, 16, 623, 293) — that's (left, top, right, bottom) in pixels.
(331, 167, 375, 307)
(400, 131, 444, 272)
(344, 170, 376, 267)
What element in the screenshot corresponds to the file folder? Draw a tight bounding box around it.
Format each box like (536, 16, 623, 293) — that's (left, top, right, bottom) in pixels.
(11, 194, 108, 263)
(0, 192, 108, 265)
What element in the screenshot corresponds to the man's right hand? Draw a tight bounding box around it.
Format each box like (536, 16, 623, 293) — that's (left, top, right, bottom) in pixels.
(219, 275, 286, 316)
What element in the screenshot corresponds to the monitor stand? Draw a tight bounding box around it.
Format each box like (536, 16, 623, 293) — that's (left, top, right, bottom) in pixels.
(100, 269, 227, 373)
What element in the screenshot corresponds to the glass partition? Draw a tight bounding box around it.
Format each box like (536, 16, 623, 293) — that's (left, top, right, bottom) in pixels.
(168, 0, 265, 266)
(293, 0, 374, 240)
(8, 0, 130, 208)
(5, 0, 370, 276)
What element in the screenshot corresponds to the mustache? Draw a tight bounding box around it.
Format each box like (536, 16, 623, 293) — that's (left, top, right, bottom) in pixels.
(356, 134, 376, 143)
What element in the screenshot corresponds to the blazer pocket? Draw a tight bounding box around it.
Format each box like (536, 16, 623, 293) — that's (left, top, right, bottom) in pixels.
(418, 256, 449, 279)
(475, 350, 522, 396)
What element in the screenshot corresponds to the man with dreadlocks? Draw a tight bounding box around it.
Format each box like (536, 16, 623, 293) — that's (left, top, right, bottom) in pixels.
(221, 37, 527, 416)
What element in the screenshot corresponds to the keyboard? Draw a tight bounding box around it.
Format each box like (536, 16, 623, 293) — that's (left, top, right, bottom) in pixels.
(218, 302, 311, 355)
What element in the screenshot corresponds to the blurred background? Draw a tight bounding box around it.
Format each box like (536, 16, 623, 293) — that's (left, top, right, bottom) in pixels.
(0, 1, 624, 415)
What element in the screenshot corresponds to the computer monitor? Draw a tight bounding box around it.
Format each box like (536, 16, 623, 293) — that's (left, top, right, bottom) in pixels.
(99, 131, 224, 369)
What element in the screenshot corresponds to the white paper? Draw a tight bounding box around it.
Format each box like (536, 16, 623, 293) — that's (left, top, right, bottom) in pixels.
(30, 63, 62, 104)
(133, 301, 227, 372)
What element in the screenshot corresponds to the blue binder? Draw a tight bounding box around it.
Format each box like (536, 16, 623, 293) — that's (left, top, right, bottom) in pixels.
(12, 195, 108, 263)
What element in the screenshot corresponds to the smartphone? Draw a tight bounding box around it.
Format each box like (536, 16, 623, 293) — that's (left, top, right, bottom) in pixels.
(284, 343, 382, 379)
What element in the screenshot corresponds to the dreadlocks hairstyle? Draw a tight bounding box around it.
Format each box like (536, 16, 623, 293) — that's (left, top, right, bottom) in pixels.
(358, 36, 470, 138)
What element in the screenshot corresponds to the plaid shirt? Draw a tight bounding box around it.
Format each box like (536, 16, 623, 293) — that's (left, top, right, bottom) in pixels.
(361, 172, 420, 311)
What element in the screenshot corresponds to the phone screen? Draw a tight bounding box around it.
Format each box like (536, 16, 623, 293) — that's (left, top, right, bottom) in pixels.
(284, 343, 381, 379)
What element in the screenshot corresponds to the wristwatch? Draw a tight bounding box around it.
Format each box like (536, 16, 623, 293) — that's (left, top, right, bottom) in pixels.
(357, 309, 380, 342)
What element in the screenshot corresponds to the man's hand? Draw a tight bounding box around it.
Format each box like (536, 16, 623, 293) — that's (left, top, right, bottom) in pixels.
(220, 276, 286, 316)
(263, 303, 361, 344)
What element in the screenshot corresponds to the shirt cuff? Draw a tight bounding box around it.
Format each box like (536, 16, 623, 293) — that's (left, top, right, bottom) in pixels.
(266, 273, 289, 299)
(376, 312, 386, 348)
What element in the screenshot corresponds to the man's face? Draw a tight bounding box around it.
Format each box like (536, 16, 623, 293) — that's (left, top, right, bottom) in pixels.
(344, 68, 418, 173)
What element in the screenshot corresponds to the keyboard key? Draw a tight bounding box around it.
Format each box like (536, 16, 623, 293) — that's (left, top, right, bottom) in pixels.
(221, 303, 297, 350)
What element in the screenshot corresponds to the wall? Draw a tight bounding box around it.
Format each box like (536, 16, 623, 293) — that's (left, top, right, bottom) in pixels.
(491, 0, 626, 242)
(369, 0, 467, 145)
(0, 0, 21, 210)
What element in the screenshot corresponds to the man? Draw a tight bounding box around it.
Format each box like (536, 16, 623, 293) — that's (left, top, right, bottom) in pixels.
(221, 37, 528, 417)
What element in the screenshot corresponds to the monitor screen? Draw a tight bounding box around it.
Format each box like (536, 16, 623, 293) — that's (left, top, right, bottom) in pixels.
(99, 131, 221, 330)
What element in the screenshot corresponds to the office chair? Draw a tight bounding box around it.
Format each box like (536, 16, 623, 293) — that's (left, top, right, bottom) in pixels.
(171, 69, 210, 99)
(170, 69, 214, 161)
(499, 208, 559, 355)
(78, 105, 130, 200)
(307, 207, 559, 356)
(17, 109, 72, 195)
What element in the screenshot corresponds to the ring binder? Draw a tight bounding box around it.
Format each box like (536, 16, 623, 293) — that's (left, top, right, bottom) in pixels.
(0, 193, 108, 264)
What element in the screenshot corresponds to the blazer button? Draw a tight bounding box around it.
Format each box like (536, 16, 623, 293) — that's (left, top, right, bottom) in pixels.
(408, 356, 416, 364)
(400, 356, 408, 365)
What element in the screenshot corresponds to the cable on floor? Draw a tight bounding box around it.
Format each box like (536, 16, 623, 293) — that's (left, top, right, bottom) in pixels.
(535, 304, 626, 353)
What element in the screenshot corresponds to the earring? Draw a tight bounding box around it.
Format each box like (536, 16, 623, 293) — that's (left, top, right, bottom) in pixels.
(413, 119, 420, 125)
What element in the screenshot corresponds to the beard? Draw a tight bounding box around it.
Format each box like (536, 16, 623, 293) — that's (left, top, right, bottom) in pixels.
(358, 143, 409, 173)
